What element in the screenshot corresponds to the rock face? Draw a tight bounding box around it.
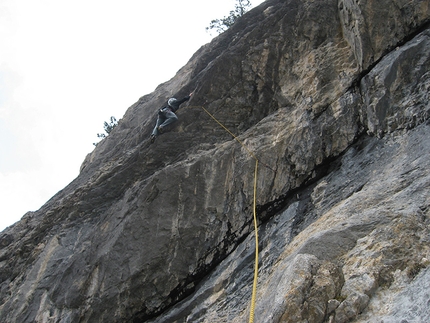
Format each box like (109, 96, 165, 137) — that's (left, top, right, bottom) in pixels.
(1, 0, 429, 322)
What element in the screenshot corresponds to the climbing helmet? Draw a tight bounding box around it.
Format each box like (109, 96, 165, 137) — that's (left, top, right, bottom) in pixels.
(168, 98, 177, 107)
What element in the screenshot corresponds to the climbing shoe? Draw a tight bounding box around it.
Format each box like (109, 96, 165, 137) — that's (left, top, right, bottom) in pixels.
(150, 135, 156, 143)
(157, 126, 164, 134)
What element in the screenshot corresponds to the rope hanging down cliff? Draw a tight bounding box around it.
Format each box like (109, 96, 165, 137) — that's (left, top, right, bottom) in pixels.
(195, 105, 260, 323)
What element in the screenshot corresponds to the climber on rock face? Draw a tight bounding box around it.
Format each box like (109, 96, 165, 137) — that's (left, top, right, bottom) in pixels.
(150, 92, 193, 143)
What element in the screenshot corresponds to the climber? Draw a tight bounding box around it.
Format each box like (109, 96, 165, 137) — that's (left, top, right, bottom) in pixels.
(150, 92, 193, 143)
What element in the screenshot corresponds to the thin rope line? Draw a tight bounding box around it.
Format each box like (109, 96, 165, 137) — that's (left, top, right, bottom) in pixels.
(249, 159, 259, 323)
(197, 105, 259, 323)
(199, 106, 259, 161)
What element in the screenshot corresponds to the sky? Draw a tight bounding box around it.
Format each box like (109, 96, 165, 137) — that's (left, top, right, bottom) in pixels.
(0, 0, 265, 232)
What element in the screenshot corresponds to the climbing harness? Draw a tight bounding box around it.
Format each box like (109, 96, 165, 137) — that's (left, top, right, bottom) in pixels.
(197, 105, 260, 323)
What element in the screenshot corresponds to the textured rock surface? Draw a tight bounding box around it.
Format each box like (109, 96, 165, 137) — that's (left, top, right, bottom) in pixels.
(0, 0, 429, 322)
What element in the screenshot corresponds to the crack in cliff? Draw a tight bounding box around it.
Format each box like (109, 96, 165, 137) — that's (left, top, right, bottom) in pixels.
(131, 217, 251, 322)
(349, 20, 430, 91)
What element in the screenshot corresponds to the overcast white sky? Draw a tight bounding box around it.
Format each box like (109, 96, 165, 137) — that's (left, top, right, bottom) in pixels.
(0, 0, 265, 231)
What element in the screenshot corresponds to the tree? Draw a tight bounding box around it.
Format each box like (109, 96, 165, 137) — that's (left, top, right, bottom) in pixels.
(93, 116, 118, 146)
(206, 0, 252, 35)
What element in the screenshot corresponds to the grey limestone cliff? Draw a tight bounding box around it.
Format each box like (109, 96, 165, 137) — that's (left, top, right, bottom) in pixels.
(1, 0, 429, 322)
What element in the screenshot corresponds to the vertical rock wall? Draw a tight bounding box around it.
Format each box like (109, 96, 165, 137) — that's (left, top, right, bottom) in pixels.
(0, 0, 429, 322)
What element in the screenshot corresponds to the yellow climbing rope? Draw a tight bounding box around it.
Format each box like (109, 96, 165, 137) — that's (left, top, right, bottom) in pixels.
(199, 106, 258, 161)
(249, 158, 259, 323)
(198, 106, 259, 323)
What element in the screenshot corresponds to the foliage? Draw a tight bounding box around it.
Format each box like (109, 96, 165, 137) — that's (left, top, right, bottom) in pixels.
(93, 116, 118, 146)
(206, 0, 252, 35)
